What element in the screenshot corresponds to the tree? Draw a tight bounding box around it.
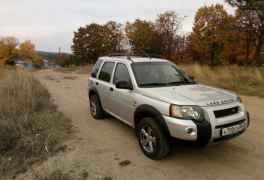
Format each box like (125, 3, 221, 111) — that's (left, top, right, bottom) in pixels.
(105, 21, 124, 52)
(18, 40, 43, 65)
(0, 37, 18, 65)
(191, 4, 233, 65)
(226, 0, 264, 64)
(233, 9, 257, 63)
(155, 11, 182, 58)
(72, 22, 120, 64)
(126, 19, 162, 55)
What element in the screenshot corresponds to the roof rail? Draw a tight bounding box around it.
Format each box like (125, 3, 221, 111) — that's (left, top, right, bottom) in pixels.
(107, 52, 133, 61)
(107, 52, 164, 61)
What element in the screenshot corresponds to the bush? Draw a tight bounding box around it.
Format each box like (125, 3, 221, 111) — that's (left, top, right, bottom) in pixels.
(0, 70, 72, 177)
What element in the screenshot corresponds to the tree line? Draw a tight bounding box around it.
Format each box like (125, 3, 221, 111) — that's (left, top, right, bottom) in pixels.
(0, 37, 42, 65)
(72, 0, 264, 65)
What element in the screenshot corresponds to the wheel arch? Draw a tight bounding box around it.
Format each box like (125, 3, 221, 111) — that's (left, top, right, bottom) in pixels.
(89, 88, 98, 98)
(134, 104, 171, 137)
(89, 88, 104, 108)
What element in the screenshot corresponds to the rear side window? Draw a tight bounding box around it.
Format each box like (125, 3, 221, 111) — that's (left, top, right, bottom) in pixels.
(91, 59, 103, 78)
(98, 62, 115, 82)
(114, 63, 131, 84)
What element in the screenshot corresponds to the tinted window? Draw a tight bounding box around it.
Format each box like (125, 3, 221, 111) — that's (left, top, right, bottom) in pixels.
(114, 63, 131, 84)
(91, 59, 103, 78)
(99, 62, 115, 82)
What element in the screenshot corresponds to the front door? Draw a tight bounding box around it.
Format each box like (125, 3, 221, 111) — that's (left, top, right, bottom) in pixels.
(110, 63, 135, 126)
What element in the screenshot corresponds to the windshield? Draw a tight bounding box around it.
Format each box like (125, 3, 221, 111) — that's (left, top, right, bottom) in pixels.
(131, 62, 195, 88)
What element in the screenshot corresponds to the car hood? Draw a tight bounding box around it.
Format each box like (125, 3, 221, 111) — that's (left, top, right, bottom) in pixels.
(138, 84, 237, 107)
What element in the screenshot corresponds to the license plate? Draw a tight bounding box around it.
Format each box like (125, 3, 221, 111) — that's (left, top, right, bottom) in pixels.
(221, 122, 246, 137)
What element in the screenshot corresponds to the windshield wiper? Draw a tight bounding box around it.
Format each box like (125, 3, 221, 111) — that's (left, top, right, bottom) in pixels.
(140, 82, 168, 87)
(167, 81, 195, 86)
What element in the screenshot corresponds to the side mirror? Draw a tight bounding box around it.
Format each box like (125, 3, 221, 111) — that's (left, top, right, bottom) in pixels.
(116, 81, 133, 90)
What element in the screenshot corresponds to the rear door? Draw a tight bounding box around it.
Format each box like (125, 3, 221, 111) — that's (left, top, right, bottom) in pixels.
(97, 61, 116, 111)
(89, 59, 103, 89)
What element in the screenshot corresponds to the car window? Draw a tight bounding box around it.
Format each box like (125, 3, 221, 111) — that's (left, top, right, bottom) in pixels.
(131, 62, 195, 87)
(98, 62, 115, 82)
(114, 63, 131, 85)
(91, 59, 103, 78)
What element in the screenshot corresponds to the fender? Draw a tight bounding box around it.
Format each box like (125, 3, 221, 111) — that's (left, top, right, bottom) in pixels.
(134, 104, 171, 137)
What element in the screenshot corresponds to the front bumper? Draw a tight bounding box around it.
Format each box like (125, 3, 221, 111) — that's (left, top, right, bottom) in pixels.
(164, 103, 249, 144)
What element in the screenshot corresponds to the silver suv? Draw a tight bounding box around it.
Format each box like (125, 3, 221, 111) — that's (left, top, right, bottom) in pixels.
(88, 56, 250, 159)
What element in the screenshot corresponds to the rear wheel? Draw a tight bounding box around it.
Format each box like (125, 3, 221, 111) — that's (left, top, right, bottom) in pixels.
(89, 94, 105, 119)
(136, 118, 170, 160)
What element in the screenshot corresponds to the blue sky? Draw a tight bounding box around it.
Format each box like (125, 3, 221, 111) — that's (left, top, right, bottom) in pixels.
(0, 0, 233, 52)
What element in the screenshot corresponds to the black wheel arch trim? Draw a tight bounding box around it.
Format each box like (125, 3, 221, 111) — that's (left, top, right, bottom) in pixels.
(192, 120, 212, 145)
(89, 88, 104, 108)
(134, 104, 171, 137)
(89, 87, 99, 98)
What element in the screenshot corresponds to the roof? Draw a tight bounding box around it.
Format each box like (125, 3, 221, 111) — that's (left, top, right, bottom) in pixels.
(100, 56, 169, 63)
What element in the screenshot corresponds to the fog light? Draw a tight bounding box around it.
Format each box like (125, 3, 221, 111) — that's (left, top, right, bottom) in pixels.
(186, 127, 194, 134)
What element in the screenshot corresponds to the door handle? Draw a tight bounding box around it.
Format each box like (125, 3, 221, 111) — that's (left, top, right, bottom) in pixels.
(110, 87, 114, 92)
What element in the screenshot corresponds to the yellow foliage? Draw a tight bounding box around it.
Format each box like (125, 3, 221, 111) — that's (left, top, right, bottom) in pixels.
(0, 37, 18, 65)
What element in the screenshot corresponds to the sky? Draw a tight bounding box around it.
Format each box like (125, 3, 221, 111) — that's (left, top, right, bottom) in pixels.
(0, 0, 233, 53)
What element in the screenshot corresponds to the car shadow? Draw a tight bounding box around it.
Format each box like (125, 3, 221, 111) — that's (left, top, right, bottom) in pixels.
(106, 115, 252, 165)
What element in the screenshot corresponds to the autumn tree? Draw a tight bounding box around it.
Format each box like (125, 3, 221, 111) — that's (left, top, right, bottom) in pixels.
(233, 9, 257, 62)
(72, 21, 123, 64)
(105, 21, 124, 52)
(155, 11, 182, 58)
(0, 37, 18, 65)
(126, 19, 162, 55)
(226, 0, 264, 64)
(18, 40, 43, 65)
(191, 4, 233, 65)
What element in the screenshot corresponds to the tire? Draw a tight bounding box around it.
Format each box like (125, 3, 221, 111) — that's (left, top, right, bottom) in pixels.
(136, 117, 170, 160)
(89, 94, 105, 119)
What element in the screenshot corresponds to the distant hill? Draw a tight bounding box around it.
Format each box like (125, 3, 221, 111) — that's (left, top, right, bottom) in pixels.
(37, 51, 72, 61)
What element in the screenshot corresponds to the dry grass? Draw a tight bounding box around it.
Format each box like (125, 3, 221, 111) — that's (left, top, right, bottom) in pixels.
(0, 70, 72, 178)
(179, 64, 264, 97)
(0, 66, 6, 80)
(34, 170, 78, 180)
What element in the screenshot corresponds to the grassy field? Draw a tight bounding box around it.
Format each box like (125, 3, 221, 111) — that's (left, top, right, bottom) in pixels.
(179, 64, 264, 97)
(0, 70, 72, 178)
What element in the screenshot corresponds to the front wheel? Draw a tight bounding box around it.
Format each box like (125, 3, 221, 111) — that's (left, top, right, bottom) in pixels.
(136, 118, 170, 160)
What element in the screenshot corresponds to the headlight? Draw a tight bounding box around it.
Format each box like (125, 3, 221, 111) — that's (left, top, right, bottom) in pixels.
(170, 105, 205, 122)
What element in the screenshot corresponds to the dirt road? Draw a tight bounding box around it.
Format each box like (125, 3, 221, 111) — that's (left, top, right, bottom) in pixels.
(32, 69, 264, 180)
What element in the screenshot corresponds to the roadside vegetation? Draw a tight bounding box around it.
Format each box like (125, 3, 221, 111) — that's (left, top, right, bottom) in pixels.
(0, 70, 72, 178)
(180, 64, 264, 97)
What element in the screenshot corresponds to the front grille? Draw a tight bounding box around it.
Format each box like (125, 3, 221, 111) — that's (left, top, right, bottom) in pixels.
(214, 107, 239, 118)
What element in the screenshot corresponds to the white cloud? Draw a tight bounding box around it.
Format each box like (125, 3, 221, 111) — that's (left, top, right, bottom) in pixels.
(0, 0, 233, 52)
